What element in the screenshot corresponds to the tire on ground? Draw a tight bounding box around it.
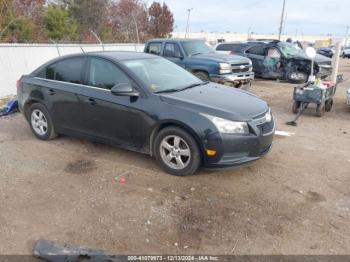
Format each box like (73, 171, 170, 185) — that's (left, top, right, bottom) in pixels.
(154, 126, 201, 176)
(194, 71, 210, 82)
(27, 103, 57, 140)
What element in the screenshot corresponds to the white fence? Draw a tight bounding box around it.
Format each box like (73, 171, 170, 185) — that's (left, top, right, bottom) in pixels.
(0, 43, 145, 97)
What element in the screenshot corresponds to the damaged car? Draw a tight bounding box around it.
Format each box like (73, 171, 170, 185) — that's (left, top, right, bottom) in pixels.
(17, 52, 274, 176)
(217, 40, 333, 83)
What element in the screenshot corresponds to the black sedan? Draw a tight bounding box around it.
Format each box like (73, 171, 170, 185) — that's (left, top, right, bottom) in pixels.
(17, 52, 274, 176)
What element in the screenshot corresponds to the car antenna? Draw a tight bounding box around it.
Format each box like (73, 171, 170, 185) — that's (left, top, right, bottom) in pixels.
(79, 45, 85, 54)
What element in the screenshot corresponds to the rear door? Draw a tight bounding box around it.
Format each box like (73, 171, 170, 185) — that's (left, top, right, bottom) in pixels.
(35, 57, 87, 133)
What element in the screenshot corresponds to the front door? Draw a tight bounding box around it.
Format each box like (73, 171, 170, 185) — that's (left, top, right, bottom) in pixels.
(79, 57, 144, 149)
(163, 42, 186, 68)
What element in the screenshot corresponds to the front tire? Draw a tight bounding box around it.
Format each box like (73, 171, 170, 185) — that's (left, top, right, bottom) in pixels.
(194, 71, 210, 82)
(154, 126, 201, 176)
(286, 70, 308, 84)
(27, 103, 57, 140)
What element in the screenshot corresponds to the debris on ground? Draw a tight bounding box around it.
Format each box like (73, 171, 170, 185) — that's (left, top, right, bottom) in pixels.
(0, 99, 18, 117)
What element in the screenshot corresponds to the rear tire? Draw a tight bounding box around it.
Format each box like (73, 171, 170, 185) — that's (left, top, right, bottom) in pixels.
(325, 98, 333, 112)
(316, 103, 325, 117)
(154, 126, 201, 176)
(27, 103, 57, 140)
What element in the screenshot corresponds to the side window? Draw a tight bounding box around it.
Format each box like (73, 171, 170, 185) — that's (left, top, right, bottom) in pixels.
(55, 58, 85, 84)
(35, 64, 57, 80)
(145, 42, 162, 55)
(164, 43, 182, 57)
(246, 45, 266, 56)
(88, 58, 130, 90)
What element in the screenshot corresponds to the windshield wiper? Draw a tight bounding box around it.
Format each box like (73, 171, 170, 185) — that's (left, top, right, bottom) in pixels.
(191, 52, 203, 56)
(178, 81, 209, 91)
(155, 88, 181, 94)
(155, 82, 209, 94)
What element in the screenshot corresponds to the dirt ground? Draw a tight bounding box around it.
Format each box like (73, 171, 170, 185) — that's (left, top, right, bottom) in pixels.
(1, 60, 350, 256)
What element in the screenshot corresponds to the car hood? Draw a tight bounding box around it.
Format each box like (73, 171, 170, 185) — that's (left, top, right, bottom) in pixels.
(159, 83, 268, 121)
(191, 52, 251, 64)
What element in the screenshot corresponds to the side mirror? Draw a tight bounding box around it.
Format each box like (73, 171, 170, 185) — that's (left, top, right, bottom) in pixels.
(111, 83, 139, 97)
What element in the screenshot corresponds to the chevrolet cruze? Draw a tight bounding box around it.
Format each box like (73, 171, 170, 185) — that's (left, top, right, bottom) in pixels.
(17, 52, 274, 176)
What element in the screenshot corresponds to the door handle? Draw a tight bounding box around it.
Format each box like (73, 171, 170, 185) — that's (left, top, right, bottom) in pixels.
(88, 98, 97, 105)
(48, 89, 56, 96)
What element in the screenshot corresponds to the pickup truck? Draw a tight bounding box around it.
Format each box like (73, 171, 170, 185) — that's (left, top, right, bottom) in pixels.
(144, 39, 254, 89)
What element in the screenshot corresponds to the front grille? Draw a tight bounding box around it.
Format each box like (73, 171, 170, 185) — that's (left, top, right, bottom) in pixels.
(231, 63, 251, 73)
(257, 120, 274, 134)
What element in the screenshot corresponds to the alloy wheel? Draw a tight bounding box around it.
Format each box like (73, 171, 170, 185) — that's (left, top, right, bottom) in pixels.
(160, 135, 191, 170)
(31, 109, 48, 136)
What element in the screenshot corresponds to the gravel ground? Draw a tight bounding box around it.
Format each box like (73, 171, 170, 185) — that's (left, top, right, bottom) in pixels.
(0, 60, 350, 255)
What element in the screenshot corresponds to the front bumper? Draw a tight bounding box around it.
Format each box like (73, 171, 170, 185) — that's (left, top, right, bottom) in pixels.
(202, 117, 275, 169)
(210, 71, 255, 85)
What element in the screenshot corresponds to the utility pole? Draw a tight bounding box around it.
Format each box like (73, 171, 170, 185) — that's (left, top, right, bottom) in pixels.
(278, 0, 286, 40)
(345, 26, 349, 46)
(185, 8, 193, 38)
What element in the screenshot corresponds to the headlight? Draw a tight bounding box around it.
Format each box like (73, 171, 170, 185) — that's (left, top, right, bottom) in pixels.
(202, 114, 249, 134)
(265, 110, 272, 122)
(219, 63, 231, 74)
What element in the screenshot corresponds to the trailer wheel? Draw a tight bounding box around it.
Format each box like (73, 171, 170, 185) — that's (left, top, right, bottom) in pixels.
(292, 101, 301, 114)
(325, 98, 333, 112)
(316, 103, 325, 117)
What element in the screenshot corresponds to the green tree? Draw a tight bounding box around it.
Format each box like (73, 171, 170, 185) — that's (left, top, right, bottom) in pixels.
(44, 5, 78, 41)
(69, 0, 109, 41)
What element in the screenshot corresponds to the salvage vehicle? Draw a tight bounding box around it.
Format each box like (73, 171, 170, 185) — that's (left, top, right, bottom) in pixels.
(316, 47, 333, 58)
(342, 46, 350, 58)
(17, 52, 274, 176)
(144, 39, 254, 89)
(217, 41, 333, 83)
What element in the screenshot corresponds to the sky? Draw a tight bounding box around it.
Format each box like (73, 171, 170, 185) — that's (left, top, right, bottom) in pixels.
(158, 0, 349, 36)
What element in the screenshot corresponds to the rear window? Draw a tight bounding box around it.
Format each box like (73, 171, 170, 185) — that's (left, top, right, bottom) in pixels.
(145, 42, 162, 55)
(37, 57, 85, 84)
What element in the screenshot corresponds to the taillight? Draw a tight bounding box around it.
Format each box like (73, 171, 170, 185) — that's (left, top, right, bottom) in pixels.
(16, 79, 22, 90)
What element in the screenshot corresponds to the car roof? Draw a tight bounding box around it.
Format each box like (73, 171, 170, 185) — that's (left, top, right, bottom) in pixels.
(30, 51, 158, 76)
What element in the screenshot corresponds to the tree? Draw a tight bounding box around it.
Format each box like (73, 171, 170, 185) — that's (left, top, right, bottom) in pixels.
(69, 0, 109, 41)
(148, 2, 174, 38)
(110, 0, 148, 43)
(44, 5, 78, 41)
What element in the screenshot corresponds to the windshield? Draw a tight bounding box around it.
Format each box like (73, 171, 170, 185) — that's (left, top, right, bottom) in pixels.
(181, 41, 215, 56)
(278, 42, 305, 58)
(122, 58, 203, 93)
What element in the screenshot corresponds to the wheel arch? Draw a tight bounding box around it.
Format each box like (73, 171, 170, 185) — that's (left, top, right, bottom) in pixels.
(149, 120, 205, 160)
